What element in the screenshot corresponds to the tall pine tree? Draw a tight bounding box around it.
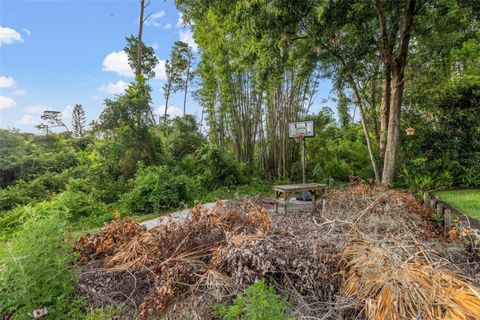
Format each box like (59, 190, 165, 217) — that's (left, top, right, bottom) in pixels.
(72, 104, 86, 137)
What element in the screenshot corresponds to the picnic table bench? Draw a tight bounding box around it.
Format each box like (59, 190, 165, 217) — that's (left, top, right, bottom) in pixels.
(273, 183, 327, 214)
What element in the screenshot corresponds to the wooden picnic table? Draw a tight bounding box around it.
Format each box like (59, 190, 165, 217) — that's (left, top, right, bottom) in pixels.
(273, 183, 327, 214)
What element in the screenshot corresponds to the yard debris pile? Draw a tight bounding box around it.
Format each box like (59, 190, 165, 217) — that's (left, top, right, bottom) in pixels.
(340, 241, 480, 319)
(77, 185, 480, 319)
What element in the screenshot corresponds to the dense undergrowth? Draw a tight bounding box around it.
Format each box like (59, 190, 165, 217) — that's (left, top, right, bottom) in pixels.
(0, 119, 273, 242)
(0, 203, 82, 319)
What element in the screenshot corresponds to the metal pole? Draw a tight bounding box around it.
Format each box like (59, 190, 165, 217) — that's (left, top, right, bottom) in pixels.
(302, 138, 306, 184)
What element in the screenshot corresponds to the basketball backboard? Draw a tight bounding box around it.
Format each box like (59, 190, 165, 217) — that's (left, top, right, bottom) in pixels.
(288, 121, 315, 138)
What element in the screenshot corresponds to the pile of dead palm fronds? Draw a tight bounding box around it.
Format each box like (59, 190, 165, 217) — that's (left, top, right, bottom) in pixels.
(78, 212, 145, 259)
(76, 185, 480, 319)
(340, 240, 480, 320)
(78, 201, 273, 319)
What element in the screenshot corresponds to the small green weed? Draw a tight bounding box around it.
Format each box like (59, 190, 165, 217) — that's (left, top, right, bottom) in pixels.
(213, 279, 293, 320)
(84, 306, 119, 320)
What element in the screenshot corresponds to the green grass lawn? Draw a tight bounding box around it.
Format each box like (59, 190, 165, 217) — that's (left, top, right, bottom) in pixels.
(434, 189, 480, 220)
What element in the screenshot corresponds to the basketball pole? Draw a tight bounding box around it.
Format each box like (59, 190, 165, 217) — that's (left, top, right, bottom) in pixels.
(302, 137, 306, 184)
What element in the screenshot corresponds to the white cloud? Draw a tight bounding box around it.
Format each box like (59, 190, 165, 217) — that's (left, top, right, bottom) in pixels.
(154, 60, 167, 80)
(176, 13, 184, 28)
(163, 23, 172, 29)
(0, 26, 23, 45)
(151, 11, 166, 19)
(0, 96, 17, 110)
(179, 30, 198, 52)
(22, 28, 31, 36)
(155, 104, 183, 118)
(13, 89, 26, 96)
(97, 80, 129, 94)
(102, 50, 167, 80)
(145, 10, 166, 27)
(0, 96, 16, 109)
(102, 51, 134, 77)
(0, 76, 15, 88)
(24, 105, 48, 114)
(62, 105, 73, 119)
(16, 114, 38, 125)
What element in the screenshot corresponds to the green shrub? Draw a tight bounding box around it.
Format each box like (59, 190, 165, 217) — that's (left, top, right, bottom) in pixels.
(0, 166, 92, 213)
(214, 279, 292, 320)
(306, 114, 373, 183)
(0, 201, 79, 319)
(0, 206, 29, 241)
(165, 115, 206, 159)
(123, 165, 200, 215)
(0, 179, 49, 212)
(56, 189, 110, 224)
(195, 145, 242, 188)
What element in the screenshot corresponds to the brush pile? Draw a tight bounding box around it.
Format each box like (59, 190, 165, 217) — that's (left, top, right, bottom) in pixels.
(77, 185, 480, 319)
(340, 241, 480, 319)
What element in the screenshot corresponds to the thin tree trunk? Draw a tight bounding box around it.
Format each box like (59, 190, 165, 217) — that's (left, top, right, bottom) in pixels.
(379, 63, 391, 157)
(200, 105, 204, 131)
(370, 75, 380, 148)
(350, 79, 381, 183)
(163, 82, 171, 122)
(136, 0, 145, 77)
(183, 56, 191, 116)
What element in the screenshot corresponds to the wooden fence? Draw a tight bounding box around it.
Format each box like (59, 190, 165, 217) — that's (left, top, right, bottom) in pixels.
(424, 190, 480, 261)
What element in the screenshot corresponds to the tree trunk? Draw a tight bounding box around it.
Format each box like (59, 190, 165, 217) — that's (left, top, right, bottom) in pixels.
(163, 82, 171, 122)
(381, 0, 416, 185)
(350, 79, 381, 183)
(370, 74, 380, 148)
(382, 68, 402, 184)
(136, 0, 145, 77)
(183, 56, 191, 116)
(379, 62, 390, 158)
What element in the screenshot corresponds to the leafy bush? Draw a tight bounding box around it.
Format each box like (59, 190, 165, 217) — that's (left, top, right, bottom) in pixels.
(56, 189, 110, 225)
(304, 111, 373, 184)
(0, 201, 79, 319)
(213, 279, 292, 320)
(163, 115, 206, 159)
(0, 164, 93, 213)
(0, 206, 29, 241)
(399, 80, 480, 189)
(123, 165, 200, 215)
(0, 179, 49, 212)
(194, 145, 242, 188)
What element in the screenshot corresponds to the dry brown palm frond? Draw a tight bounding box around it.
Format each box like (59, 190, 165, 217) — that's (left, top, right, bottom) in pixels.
(191, 200, 203, 223)
(245, 204, 271, 233)
(340, 241, 480, 320)
(105, 232, 159, 271)
(227, 232, 264, 247)
(78, 215, 144, 259)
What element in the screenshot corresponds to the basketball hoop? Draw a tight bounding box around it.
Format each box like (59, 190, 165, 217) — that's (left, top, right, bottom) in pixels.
(293, 132, 305, 143)
(288, 120, 314, 186)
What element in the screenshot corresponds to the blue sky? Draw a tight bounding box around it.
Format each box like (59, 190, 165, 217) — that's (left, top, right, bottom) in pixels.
(0, 0, 333, 133)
